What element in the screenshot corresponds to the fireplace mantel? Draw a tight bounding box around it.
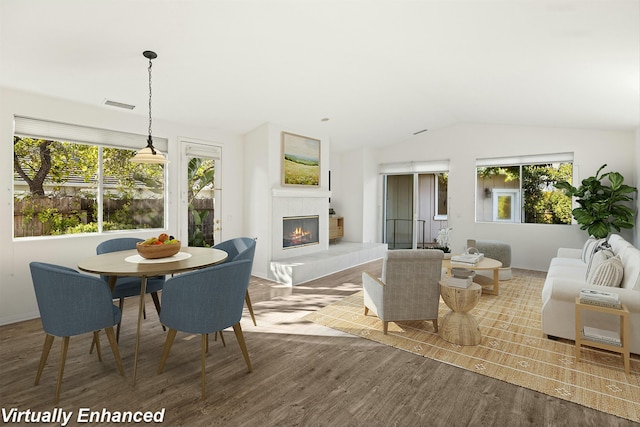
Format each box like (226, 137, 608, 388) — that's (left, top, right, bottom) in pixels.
(272, 188, 331, 198)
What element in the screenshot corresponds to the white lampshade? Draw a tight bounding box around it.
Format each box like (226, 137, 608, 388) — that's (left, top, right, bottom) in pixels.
(130, 146, 169, 164)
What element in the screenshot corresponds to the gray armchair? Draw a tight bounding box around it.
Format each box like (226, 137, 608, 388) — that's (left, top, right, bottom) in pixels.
(362, 249, 444, 334)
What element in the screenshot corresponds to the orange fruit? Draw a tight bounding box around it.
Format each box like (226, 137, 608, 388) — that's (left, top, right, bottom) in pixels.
(158, 233, 169, 242)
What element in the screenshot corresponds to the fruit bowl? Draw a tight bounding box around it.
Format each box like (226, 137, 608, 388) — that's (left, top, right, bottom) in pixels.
(136, 241, 181, 259)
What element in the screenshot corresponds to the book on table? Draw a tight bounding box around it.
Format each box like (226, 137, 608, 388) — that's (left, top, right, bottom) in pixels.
(579, 288, 619, 302)
(446, 277, 473, 288)
(582, 326, 621, 346)
(579, 298, 622, 309)
(579, 288, 621, 308)
(450, 253, 484, 265)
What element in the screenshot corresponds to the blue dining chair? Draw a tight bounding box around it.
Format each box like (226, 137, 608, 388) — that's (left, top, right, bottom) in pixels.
(212, 237, 257, 326)
(29, 262, 125, 404)
(97, 237, 166, 340)
(157, 259, 253, 399)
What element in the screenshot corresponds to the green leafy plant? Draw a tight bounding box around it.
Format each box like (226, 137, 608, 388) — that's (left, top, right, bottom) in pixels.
(556, 164, 637, 238)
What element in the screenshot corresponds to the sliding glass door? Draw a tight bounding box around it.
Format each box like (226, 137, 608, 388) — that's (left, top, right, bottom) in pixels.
(384, 174, 415, 249)
(382, 171, 448, 250)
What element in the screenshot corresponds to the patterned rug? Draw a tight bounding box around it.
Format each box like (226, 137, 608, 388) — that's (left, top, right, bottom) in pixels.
(305, 273, 640, 422)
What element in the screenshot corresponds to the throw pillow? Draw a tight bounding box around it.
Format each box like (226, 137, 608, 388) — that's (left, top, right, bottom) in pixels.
(587, 255, 624, 287)
(581, 236, 606, 264)
(585, 248, 614, 280)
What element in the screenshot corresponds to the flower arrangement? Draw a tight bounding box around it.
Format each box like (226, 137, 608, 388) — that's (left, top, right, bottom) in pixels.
(435, 227, 452, 253)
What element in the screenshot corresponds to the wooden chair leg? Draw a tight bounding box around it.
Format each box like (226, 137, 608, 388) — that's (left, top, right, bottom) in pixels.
(93, 331, 102, 362)
(383, 321, 389, 335)
(201, 334, 207, 400)
(432, 319, 438, 333)
(116, 298, 125, 342)
(55, 336, 70, 404)
(245, 291, 257, 326)
(104, 327, 125, 376)
(158, 328, 177, 374)
(232, 323, 252, 372)
(151, 292, 166, 331)
(35, 334, 55, 385)
(364, 306, 369, 316)
(217, 330, 226, 347)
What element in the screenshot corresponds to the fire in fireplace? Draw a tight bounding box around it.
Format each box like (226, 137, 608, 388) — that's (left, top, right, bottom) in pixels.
(283, 215, 319, 249)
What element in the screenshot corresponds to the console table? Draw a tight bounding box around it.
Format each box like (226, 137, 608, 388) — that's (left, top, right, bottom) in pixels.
(574, 297, 630, 375)
(329, 216, 344, 242)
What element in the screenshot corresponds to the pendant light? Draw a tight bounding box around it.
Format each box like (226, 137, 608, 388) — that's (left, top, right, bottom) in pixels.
(130, 50, 168, 164)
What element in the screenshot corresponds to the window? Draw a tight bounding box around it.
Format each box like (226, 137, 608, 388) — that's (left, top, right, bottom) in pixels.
(13, 117, 167, 238)
(476, 153, 573, 225)
(434, 173, 448, 220)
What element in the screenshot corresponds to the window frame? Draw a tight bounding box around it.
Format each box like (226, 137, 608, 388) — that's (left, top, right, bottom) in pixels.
(434, 173, 448, 221)
(13, 116, 169, 239)
(475, 153, 573, 225)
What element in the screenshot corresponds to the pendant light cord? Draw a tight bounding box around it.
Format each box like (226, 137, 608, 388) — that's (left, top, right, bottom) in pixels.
(147, 56, 156, 154)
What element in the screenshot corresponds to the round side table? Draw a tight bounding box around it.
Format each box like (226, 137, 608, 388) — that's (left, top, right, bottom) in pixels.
(439, 281, 482, 345)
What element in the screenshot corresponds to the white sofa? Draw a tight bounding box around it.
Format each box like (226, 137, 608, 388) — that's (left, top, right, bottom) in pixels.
(541, 234, 640, 355)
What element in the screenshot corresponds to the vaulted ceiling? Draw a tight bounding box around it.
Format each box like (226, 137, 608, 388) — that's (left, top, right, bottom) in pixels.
(1, 0, 638, 152)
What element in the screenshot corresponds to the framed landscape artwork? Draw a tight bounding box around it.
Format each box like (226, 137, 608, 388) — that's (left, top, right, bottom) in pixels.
(282, 132, 320, 187)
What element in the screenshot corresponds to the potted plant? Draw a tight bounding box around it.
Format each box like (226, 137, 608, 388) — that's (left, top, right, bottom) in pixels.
(556, 164, 637, 239)
(434, 227, 453, 258)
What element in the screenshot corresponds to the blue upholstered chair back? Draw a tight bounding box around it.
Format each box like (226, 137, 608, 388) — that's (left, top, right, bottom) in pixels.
(213, 237, 256, 268)
(96, 237, 164, 297)
(160, 259, 252, 335)
(29, 262, 122, 337)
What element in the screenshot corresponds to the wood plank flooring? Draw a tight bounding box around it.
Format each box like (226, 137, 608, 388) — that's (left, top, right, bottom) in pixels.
(1, 262, 637, 426)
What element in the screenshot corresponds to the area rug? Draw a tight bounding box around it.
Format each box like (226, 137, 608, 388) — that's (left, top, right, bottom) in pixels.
(304, 273, 640, 422)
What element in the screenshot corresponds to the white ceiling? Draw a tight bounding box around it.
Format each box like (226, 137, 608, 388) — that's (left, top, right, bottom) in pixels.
(1, 0, 638, 152)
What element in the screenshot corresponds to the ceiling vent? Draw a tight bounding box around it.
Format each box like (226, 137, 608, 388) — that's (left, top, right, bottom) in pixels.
(104, 99, 135, 110)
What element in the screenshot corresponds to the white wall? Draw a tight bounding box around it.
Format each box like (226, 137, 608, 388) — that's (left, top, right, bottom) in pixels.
(330, 147, 378, 244)
(635, 127, 640, 247)
(0, 87, 244, 325)
(332, 123, 637, 272)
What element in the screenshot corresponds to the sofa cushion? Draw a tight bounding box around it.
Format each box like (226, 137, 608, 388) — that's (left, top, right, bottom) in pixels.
(608, 234, 628, 255)
(587, 255, 624, 287)
(581, 236, 606, 263)
(585, 248, 614, 280)
(619, 245, 640, 290)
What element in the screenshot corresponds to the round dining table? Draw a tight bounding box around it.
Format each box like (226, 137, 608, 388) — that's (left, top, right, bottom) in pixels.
(78, 246, 228, 385)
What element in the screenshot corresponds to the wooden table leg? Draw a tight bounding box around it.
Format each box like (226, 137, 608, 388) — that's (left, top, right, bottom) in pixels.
(132, 275, 147, 386)
(491, 268, 499, 295)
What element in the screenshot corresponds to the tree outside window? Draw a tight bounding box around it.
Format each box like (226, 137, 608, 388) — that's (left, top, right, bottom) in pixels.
(476, 162, 572, 224)
(13, 136, 165, 237)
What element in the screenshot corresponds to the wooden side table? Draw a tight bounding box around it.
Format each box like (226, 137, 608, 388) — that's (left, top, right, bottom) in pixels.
(439, 281, 482, 345)
(574, 297, 630, 375)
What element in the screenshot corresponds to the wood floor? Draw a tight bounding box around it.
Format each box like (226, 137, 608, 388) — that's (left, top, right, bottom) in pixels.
(1, 261, 637, 427)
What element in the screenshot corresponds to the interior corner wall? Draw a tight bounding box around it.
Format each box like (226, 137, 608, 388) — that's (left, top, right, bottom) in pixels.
(635, 127, 640, 247)
(243, 123, 273, 279)
(367, 123, 636, 271)
(331, 149, 365, 242)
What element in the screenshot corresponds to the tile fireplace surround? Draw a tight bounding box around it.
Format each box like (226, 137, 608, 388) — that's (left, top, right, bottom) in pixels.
(269, 188, 387, 286)
(271, 188, 330, 261)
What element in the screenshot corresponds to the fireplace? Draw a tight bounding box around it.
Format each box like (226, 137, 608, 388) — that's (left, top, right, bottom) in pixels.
(283, 215, 319, 249)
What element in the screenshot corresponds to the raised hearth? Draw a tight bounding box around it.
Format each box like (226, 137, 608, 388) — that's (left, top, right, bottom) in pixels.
(270, 241, 387, 286)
